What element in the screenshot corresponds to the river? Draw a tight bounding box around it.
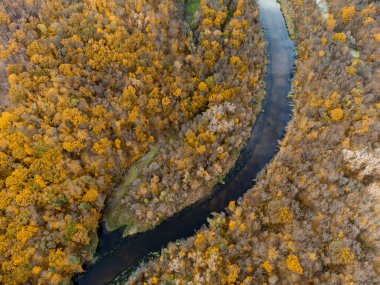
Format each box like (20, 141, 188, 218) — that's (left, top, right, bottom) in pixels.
(73, 0, 295, 283)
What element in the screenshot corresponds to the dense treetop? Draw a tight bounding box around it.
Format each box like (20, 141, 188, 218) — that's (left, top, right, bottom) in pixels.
(0, 0, 265, 283)
(127, 0, 380, 284)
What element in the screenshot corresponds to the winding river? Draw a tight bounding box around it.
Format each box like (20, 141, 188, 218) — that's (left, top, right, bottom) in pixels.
(74, 0, 295, 283)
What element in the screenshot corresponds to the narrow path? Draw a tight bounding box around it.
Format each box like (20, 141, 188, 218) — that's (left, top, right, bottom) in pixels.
(73, 0, 295, 284)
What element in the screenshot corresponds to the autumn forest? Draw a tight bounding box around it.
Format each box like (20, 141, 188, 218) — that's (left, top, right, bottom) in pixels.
(0, 0, 379, 284)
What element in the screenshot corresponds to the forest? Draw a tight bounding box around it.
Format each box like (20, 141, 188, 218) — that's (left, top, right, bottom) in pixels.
(0, 0, 266, 283)
(0, 0, 379, 284)
(127, 0, 380, 284)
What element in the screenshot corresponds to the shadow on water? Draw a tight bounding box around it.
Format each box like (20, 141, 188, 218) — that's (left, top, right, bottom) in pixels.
(73, 0, 295, 284)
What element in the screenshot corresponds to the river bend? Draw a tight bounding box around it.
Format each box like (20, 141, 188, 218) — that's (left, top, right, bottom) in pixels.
(74, 0, 295, 283)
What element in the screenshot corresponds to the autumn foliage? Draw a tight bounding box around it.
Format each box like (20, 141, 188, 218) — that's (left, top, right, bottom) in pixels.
(0, 0, 265, 283)
(127, 0, 380, 284)
(104, 0, 266, 236)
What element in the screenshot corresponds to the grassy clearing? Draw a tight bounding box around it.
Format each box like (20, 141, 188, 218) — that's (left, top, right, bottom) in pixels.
(103, 145, 160, 233)
(185, 1, 201, 23)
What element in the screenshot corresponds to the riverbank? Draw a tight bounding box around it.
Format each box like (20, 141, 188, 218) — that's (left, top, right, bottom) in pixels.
(126, 0, 380, 283)
(277, 0, 296, 39)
